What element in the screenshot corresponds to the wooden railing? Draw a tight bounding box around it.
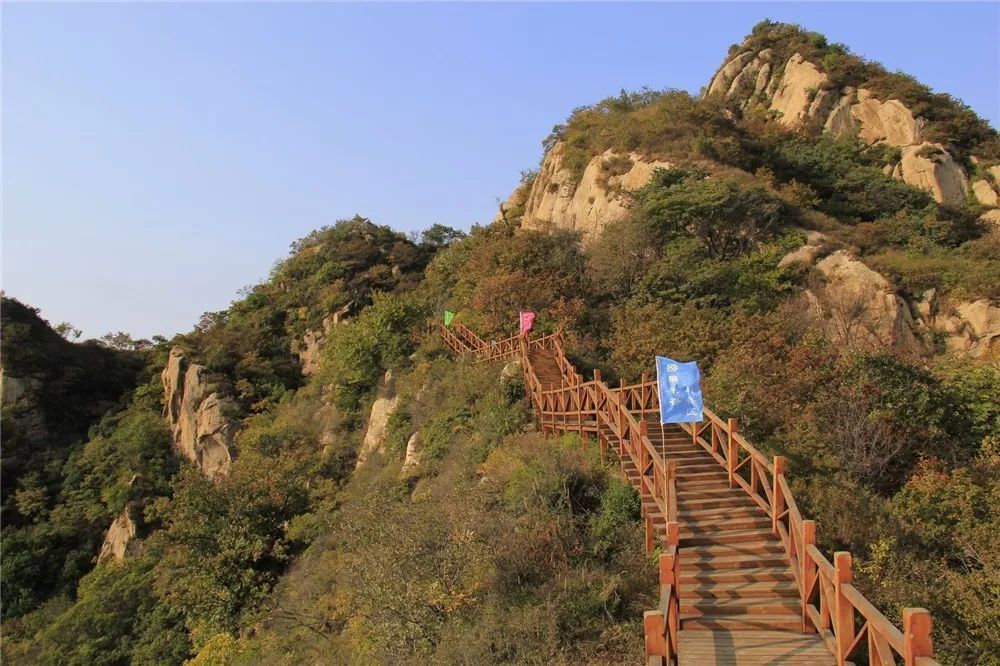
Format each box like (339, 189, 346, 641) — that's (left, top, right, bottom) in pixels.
(438, 323, 938, 666)
(516, 334, 682, 664)
(438, 323, 475, 357)
(600, 373, 940, 666)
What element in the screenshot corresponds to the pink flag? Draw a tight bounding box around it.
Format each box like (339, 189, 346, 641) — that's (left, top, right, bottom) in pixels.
(519, 311, 536, 335)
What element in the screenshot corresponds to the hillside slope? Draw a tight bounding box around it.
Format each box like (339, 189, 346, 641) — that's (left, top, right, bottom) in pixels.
(2, 21, 999, 666)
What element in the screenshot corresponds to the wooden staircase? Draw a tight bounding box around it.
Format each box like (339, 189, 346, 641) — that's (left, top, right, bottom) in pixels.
(611, 415, 832, 664)
(437, 324, 939, 666)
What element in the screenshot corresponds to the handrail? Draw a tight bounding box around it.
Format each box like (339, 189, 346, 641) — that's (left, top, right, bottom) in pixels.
(438, 321, 939, 666)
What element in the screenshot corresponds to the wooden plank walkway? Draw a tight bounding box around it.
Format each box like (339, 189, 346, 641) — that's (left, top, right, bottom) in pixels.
(438, 323, 938, 666)
(533, 345, 831, 663)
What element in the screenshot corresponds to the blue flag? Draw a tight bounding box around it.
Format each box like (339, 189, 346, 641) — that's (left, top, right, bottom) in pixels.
(656, 356, 704, 424)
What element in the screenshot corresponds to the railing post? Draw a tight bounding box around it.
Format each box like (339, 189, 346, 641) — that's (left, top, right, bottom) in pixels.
(666, 460, 678, 523)
(834, 552, 855, 665)
(640, 372, 648, 420)
(658, 551, 675, 660)
(644, 510, 655, 554)
(802, 519, 816, 634)
(903, 608, 933, 666)
(772, 456, 786, 536)
(666, 521, 680, 621)
(727, 418, 738, 488)
(644, 610, 666, 665)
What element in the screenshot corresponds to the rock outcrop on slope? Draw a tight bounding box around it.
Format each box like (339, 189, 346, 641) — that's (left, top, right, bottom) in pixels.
(354, 370, 401, 470)
(804, 251, 923, 354)
(708, 49, 973, 206)
(292, 302, 354, 376)
(518, 143, 672, 243)
(161, 347, 236, 479)
(97, 508, 140, 563)
(1, 368, 47, 442)
(786, 242, 1000, 359)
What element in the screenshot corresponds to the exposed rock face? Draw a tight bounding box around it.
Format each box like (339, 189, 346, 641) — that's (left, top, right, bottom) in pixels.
(97, 508, 139, 563)
(293, 302, 354, 376)
(354, 370, 400, 470)
(778, 230, 829, 268)
(981, 209, 1000, 227)
(402, 431, 422, 473)
(940, 300, 1000, 358)
(898, 143, 969, 207)
(709, 51, 757, 96)
(972, 179, 998, 207)
(520, 142, 671, 242)
(0, 369, 46, 441)
(769, 54, 828, 127)
(806, 251, 922, 353)
(850, 90, 922, 146)
(494, 181, 531, 223)
(161, 348, 235, 479)
(500, 361, 522, 385)
(708, 50, 970, 205)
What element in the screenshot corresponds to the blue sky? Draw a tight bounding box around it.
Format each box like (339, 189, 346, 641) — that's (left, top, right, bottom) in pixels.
(4, 2, 998, 339)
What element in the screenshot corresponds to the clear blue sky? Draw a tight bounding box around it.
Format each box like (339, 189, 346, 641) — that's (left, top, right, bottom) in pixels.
(4, 2, 998, 340)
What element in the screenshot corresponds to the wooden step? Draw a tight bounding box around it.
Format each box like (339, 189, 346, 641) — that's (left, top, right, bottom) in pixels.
(685, 541, 785, 558)
(683, 580, 800, 600)
(682, 515, 772, 534)
(675, 464, 727, 476)
(681, 614, 803, 632)
(678, 495, 755, 511)
(680, 469, 729, 480)
(677, 486, 745, 499)
(681, 527, 776, 547)
(682, 551, 789, 571)
(679, 566, 795, 585)
(681, 597, 800, 618)
(680, 505, 761, 521)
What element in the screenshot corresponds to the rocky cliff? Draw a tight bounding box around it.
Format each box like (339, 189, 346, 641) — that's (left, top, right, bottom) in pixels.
(504, 30, 999, 238)
(291, 301, 354, 376)
(517, 143, 672, 243)
(161, 347, 236, 479)
(707, 46, 991, 209)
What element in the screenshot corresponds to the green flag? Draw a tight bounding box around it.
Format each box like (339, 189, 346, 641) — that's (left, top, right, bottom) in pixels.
(444, 310, 455, 327)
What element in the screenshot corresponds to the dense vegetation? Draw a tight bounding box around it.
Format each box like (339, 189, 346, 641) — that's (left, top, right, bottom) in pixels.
(3, 20, 998, 666)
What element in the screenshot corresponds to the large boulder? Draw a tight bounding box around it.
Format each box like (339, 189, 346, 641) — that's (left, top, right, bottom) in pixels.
(161, 348, 236, 479)
(946, 300, 1000, 358)
(898, 143, 969, 207)
(850, 89, 922, 147)
(520, 143, 671, 243)
(806, 251, 922, 353)
(981, 209, 1000, 228)
(972, 179, 998, 207)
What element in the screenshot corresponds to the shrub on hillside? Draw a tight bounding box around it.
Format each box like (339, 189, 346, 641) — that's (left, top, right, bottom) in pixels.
(630, 169, 789, 260)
